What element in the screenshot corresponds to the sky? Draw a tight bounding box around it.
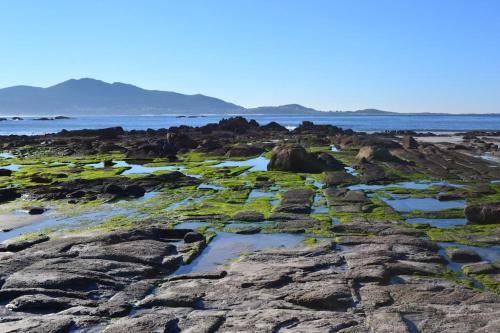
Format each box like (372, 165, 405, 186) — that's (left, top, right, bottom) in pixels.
(0, 0, 499, 113)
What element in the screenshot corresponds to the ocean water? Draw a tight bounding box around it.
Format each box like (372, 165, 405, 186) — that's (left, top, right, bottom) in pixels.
(1, 114, 500, 135)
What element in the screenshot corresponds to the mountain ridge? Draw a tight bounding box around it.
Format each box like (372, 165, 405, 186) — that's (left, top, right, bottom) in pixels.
(0, 78, 439, 116)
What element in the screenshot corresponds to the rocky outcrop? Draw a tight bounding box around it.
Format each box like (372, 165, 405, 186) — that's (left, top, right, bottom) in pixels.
(465, 202, 500, 224)
(268, 144, 343, 173)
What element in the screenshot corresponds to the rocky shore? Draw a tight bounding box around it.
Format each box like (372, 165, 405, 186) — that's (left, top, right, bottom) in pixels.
(0, 117, 499, 332)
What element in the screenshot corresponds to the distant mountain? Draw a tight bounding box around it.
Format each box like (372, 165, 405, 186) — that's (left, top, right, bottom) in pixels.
(0, 78, 392, 116)
(0, 78, 244, 115)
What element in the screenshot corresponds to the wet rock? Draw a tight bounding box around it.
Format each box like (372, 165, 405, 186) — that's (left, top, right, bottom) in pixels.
(233, 211, 265, 222)
(28, 207, 47, 215)
(465, 202, 500, 224)
(0, 168, 12, 176)
(30, 175, 52, 184)
(234, 227, 261, 234)
(462, 262, 498, 274)
(0, 188, 20, 203)
(183, 232, 205, 243)
(0, 235, 50, 252)
(123, 185, 146, 198)
(324, 171, 356, 186)
(276, 188, 315, 214)
(446, 248, 482, 262)
(104, 160, 115, 167)
(357, 159, 391, 183)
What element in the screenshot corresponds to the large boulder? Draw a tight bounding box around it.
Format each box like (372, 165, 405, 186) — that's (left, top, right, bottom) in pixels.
(356, 146, 395, 162)
(465, 202, 500, 224)
(268, 145, 342, 173)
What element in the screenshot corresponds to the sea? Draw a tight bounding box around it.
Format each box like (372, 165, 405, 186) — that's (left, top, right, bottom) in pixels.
(1, 114, 500, 136)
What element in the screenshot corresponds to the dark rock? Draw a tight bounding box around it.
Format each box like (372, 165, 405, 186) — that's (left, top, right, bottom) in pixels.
(0, 188, 20, 203)
(234, 227, 261, 234)
(261, 121, 288, 132)
(28, 207, 47, 215)
(268, 144, 342, 173)
(225, 145, 265, 157)
(124, 185, 146, 198)
(166, 132, 198, 150)
(0, 168, 12, 176)
(233, 211, 265, 222)
(1, 235, 50, 252)
(446, 248, 482, 262)
(184, 232, 205, 243)
(30, 175, 52, 183)
(104, 160, 115, 167)
(465, 202, 500, 224)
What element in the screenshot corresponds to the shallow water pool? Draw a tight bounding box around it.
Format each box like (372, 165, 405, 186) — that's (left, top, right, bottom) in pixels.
(173, 232, 304, 275)
(381, 197, 465, 212)
(406, 217, 467, 228)
(212, 156, 269, 172)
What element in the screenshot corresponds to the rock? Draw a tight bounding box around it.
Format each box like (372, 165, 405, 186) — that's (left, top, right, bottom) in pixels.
(124, 185, 146, 197)
(0, 168, 12, 176)
(317, 152, 345, 170)
(104, 160, 115, 167)
(234, 227, 261, 234)
(324, 171, 356, 186)
(436, 192, 464, 201)
(225, 145, 265, 157)
(166, 132, 198, 150)
(0, 188, 20, 203)
(276, 188, 315, 214)
(268, 144, 341, 173)
(0, 316, 74, 333)
(28, 207, 47, 215)
(356, 146, 397, 162)
(261, 121, 288, 132)
(6, 294, 94, 312)
(233, 211, 265, 222)
(103, 313, 179, 333)
(0, 235, 50, 252)
(465, 202, 500, 224)
(184, 232, 205, 243)
(462, 262, 498, 274)
(217, 116, 259, 134)
(402, 135, 418, 149)
(30, 175, 52, 183)
(446, 248, 482, 262)
(126, 142, 177, 159)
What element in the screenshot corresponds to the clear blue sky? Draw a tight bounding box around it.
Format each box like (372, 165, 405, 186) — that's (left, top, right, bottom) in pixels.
(1, 0, 499, 113)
